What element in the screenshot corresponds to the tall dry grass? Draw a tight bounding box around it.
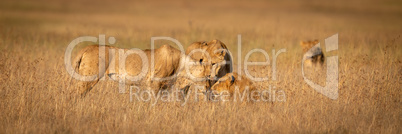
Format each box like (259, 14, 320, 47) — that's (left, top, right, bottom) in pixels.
(0, 0, 401, 133)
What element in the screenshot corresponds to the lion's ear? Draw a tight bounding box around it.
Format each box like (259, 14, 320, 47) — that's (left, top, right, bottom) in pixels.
(299, 41, 305, 46)
(209, 39, 219, 45)
(229, 75, 235, 85)
(313, 40, 319, 45)
(300, 41, 308, 49)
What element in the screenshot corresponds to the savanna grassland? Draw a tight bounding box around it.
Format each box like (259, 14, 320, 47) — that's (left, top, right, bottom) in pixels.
(0, 0, 401, 133)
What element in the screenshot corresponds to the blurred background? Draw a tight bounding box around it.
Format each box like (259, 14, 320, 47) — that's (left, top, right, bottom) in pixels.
(1, 0, 401, 54)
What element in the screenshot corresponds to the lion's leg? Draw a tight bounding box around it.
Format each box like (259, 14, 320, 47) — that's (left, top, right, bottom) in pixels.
(149, 81, 162, 95)
(75, 51, 108, 97)
(77, 79, 100, 97)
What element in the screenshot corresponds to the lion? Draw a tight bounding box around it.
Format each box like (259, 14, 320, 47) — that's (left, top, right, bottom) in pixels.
(300, 40, 325, 67)
(209, 72, 258, 101)
(70, 44, 209, 97)
(185, 41, 208, 61)
(186, 39, 233, 90)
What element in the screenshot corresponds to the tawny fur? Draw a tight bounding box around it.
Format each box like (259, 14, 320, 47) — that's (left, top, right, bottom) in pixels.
(300, 40, 325, 67)
(71, 44, 209, 97)
(186, 39, 233, 90)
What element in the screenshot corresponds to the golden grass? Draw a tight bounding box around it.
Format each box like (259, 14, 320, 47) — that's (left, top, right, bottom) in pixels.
(0, 0, 401, 133)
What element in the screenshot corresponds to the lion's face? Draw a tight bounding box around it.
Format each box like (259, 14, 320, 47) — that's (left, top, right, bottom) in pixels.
(210, 74, 234, 93)
(185, 59, 210, 80)
(190, 61, 211, 90)
(185, 39, 233, 94)
(205, 40, 227, 64)
(175, 55, 211, 93)
(300, 40, 325, 67)
(202, 39, 228, 79)
(209, 73, 257, 101)
(209, 73, 234, 99)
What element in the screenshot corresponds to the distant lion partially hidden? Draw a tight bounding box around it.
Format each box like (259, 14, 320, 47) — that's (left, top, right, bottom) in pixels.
(300, 40, 325, 67)
(70, 44, 209, 97)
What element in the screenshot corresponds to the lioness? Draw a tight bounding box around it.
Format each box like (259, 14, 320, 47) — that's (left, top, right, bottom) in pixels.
(71, 44, 209, 97)
(185, 41, 208, 61)
(186, 39, 233, 89)
(300, 40, 325, 67)
(209, 72, 257, 101)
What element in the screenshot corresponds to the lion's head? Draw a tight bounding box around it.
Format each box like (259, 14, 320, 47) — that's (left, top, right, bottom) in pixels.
(300, 40, 325, 67)
(173, 53, 213, 95)
(185, 41, 208, 61)
(209, 73, 255, 100)
(186, 39, 233, 93)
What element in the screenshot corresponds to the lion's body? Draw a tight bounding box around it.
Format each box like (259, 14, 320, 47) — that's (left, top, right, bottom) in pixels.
(72, 44, 207, 97)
